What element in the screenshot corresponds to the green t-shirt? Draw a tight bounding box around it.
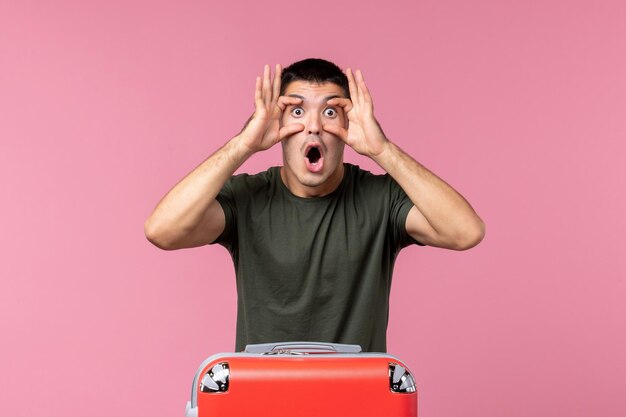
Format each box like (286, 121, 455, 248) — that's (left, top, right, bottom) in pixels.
(214, 163, 421, 352)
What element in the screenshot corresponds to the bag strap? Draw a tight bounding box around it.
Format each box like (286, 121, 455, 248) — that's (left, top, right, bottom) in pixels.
(244, 341, 362, 354)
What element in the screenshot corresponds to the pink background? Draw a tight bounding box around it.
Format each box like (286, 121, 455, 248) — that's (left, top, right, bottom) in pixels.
(1, 0, 625, 416)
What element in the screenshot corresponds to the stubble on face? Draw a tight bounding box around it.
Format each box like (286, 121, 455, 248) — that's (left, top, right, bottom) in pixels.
(279, 81, 348, 198)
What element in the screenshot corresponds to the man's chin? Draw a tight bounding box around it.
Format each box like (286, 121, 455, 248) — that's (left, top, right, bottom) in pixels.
(281, 160, 344, 197)
(299, 165, 344, 193)
(297, 172, 327, 188)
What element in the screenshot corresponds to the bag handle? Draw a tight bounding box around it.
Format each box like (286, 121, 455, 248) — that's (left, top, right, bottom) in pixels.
(244, 341, 362, 354)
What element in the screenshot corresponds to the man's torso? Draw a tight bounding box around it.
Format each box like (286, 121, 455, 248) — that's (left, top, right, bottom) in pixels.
(214, 163, 419, 352)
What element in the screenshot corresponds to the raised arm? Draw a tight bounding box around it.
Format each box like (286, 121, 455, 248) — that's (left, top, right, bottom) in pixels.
(324, 68, 485, 250)
(144, 64, 304, 250)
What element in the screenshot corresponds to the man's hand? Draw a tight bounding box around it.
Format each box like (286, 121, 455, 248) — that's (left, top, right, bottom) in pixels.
(238, 64, 304, 153)
(324, 67, 484, 250)
(145, 65, 305, 250)
(323, 68, 389, 158)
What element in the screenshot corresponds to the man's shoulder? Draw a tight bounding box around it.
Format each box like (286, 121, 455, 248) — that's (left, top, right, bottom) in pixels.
(344, 163, 392, 188)
(227, 166, 280, 189)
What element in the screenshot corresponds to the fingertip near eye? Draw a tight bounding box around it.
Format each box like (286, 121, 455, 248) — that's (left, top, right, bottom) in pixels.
(278, 96, 302, 107)
(327, 98, 350, 105)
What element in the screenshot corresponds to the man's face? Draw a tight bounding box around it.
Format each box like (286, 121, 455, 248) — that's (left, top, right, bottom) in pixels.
(280, 80, 348, 197)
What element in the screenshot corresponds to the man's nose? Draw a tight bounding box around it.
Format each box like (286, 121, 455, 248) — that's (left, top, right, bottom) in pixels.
(306, 113, 321, 135)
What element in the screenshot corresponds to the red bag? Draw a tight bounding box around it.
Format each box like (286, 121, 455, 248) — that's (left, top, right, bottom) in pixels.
(185, 342, 418, 417)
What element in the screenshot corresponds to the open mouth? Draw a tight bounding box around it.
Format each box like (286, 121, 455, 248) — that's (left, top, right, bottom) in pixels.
(307, 147, 321, 164)
(304, 143, 324, 173)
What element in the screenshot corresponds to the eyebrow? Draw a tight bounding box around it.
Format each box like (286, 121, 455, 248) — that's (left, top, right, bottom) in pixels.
(287, 94, 343, 103)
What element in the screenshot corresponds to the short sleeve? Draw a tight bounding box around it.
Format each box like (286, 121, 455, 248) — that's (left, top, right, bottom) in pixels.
(213, 178, 238, 251)
(387, 175, 425, 249)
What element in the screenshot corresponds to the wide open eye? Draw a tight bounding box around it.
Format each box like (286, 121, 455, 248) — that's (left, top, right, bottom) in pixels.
(323, 108, 337, 118)
(291, 107, 304, 118)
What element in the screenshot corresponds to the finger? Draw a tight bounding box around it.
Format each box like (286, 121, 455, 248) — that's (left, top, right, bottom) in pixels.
(322, 124, 348, 142)
(262, 64, 271, 107)
(277, 95, 303, 111)
(355, 69, 365, 84)
(278, 123, 305, 140)
(355, 69, 373, 105)
(271, 64, 282, 105)
(271, 96, 302, 121)
(345, 68, 359, 102)
(327, 98, 353, 113)
(254, 76, 263, 109)
(353, 69, 366, 107)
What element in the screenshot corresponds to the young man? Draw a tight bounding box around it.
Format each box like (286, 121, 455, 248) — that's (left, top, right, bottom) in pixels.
(145, 58, 485, 352)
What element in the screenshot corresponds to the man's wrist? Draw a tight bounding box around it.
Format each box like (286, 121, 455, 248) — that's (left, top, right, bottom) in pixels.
(228, 134, 257, 164)
(370, 139, 396, 167)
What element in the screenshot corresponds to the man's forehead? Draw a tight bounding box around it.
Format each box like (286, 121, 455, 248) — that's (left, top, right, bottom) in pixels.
(283, 80, 346, 103)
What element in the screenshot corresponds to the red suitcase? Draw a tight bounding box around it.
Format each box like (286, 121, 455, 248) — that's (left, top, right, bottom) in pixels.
(185, 342, 418, 417)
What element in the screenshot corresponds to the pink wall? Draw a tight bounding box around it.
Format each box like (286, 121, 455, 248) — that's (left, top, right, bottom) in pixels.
(1, 0, 625, 416)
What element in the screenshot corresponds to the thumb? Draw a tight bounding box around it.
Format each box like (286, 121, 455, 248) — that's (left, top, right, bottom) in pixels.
(322, 124, 348, 142)
(279, 123, 305, 140)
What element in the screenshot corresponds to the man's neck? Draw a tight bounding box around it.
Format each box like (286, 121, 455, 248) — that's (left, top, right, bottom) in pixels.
(279, 163, 345, 198)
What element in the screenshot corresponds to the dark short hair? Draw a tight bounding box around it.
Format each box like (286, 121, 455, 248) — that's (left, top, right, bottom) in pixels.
(280, 58, 350, 98)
